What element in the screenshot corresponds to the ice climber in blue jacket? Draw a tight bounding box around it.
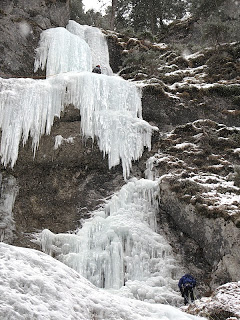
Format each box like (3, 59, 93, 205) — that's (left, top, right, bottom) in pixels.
(178, 274, 196, 305)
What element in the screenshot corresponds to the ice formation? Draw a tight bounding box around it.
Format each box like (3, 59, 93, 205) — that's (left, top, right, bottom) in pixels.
(0, 243, 207, 320)
(0, 23, 157, 179)
(34, 27, 92, 77)
(0, 175, 18, 243)
(39, 178, 184, 305)
(0, 72, 155, 178)
(66, 20, 113, 75)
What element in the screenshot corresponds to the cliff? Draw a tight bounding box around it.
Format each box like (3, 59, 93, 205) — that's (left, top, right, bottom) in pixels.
(0, 2, 240, 315)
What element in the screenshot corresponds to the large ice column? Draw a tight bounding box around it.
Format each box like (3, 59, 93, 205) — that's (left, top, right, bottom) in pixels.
(34, 27, 92, 77)
(66, 20, 113, 75)
(39, 178, 183, 305)
(0, 174, 18, 243)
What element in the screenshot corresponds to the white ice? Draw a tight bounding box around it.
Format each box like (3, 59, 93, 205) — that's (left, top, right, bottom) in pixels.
(34, 27, 92, 77)
(0, 23, 157, 179)
(0, 174, 18, 243)
(0, 72, 156, 179)
(66, 20, 113, 75)
(0, 243, 206, 320)
(39, 178, 184, 306)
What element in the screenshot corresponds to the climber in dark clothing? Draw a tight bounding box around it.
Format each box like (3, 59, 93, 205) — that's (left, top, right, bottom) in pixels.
(178, 274, 196, 305)
(92, 65, 101, 74)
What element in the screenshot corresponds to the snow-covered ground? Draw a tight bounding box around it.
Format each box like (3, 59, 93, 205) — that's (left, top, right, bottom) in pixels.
(184, 282, 240, 320)
(0, 243, 207, 320)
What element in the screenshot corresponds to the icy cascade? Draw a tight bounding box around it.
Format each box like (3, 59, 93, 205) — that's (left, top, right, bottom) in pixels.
(0, 72, 155, 178)
(66, 20, 113, 75)
(40, 178, 183, 305)
(34, 27, 92, 77)
(0, 174, 18, 243)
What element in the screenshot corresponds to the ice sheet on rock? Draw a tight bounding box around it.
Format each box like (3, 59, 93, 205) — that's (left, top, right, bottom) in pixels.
(0, 243, 206, 320)
(0, 73, 156, 179)
(39, 178, 183, 306)
(34, 27, 92, 77)
(0, 175, 18, 243)
(66, 20, 113, 75)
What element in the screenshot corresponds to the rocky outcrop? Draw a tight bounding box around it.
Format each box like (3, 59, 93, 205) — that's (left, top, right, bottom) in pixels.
(185, 281, 240, 320)
(144, 119, 240, 290)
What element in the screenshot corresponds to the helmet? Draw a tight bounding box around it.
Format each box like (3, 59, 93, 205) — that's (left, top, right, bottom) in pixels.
(96, 65, 100, 68)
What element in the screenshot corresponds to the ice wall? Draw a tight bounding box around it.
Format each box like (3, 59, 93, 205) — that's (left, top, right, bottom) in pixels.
(39, 178, 183, 305)
(66, 20, 113, 75)
(0, 174, 18, 243)
(0, 72, 156, 179)
(34, 27, 92, 77)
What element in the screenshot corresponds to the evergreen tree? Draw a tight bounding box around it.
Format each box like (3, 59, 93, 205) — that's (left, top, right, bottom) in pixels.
(115, 0, 186, 34)
(189, 0, 226, 19)
(70, 0, 86, 23)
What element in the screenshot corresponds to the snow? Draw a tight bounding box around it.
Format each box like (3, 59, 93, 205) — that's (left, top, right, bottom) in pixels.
(0, 243, 206, 320)
(54, 135, 74, 150)
(185, 282, 240, 319)
(174, 142, 198, 150)
(37, 178, 184, 306)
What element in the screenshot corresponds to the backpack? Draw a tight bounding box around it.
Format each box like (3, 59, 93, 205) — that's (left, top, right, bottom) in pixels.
(182, 274, 196, 288)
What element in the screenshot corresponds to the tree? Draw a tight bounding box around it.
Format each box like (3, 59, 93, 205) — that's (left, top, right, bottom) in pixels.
(114, 0, 187, 34)
(188, 0, 226, 19)
(70, 0, 85, 23)
(110, 0, 118, 30)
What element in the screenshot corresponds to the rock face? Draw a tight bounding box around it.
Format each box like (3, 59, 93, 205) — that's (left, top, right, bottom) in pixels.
(144, 119, 240, 290)
(0, 0, 70, 78)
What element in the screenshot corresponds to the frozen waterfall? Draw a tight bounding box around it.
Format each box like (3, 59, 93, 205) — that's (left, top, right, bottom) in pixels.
(66, 20, 113, 75)
(0, 19, 187, 311)
(34, 27, 92, 77)
(39, 178, 183, 305)
(0, 22, 157, 179)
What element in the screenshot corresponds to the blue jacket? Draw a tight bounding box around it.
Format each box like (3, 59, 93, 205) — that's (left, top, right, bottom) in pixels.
(178, 274, 196, 289)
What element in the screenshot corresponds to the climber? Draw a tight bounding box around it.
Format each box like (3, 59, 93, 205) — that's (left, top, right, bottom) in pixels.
(178, 274, 196, 305)
(92, 65, 101, 74)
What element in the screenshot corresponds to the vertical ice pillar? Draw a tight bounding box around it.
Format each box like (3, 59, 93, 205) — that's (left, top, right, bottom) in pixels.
(34, 27, 92, 77)
(66, 20, 113, 75)
(0, 174, 18, 243)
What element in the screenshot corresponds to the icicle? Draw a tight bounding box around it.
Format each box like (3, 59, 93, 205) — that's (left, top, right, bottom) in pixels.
(0, 77, 66, 167)
(34, 27, 92, 77)
(66, 20, 113, 75)
(0, 72, 157, 178)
